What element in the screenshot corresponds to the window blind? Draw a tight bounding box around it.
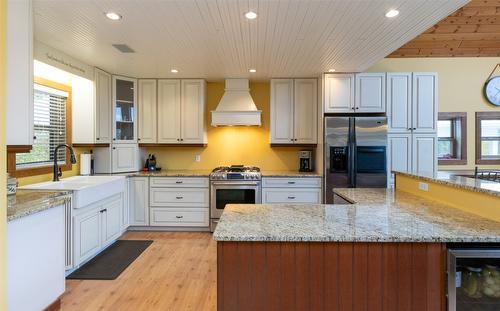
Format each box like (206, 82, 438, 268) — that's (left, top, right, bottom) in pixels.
(16, 84, 68, 168)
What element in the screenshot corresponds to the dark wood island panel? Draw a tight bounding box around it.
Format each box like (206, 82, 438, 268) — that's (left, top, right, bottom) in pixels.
(217, 242, 446, 311)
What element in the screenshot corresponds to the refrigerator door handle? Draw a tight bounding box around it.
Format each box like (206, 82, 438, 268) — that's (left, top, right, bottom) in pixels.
(348, 118, 356, 188)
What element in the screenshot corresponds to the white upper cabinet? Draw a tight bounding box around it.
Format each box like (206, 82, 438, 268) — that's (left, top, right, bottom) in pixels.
(113, 76, 137, 144)
(181, 79, 206, 144)
(155, 79, 206, 144)
(387, 72, 437, 134)
(387, 73, 412, 133)
(412, 73, 438, 133)
(324, 74, 354, 113)
(94, 68, 112, 143)
(270, 78, 317, 144)
(294, 79, 317, 144)
(138, 79, 157, 143)
(158, 79, 181, 143)
(355, 73, 385, 113)
(270, 79, 294, 143)
(6, 0, 33, 146)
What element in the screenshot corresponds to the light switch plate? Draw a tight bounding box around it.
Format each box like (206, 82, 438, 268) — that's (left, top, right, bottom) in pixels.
(418, 182, 429, 191)
(195, 154, 201, 162)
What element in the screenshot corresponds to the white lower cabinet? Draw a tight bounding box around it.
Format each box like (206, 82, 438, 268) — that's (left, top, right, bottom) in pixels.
(412, 134, 437, 178)
(129, 177, 149, 226)
(262, 188, 321, 203)
(73, 194, 123, 266)
(387, 133, 436, 186)
(149, 177, 210, 227)
(262, 177, 322, 204)
(150, 208, 209, 227)
(112, 144, 140, 173)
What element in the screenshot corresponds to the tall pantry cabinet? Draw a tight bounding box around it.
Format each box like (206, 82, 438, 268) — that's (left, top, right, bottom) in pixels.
(386, 72, 438, 185)
(94, 76, 141, 173)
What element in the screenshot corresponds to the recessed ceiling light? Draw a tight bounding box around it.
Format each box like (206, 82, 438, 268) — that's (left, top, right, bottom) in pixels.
(171, 69, 179, 73)
(385, 9, 399, 18)
(105, 12, 122, 20)
(245, 11, 257, 19)
(249, 69, 257, 73)
(328, 69, 336, 72)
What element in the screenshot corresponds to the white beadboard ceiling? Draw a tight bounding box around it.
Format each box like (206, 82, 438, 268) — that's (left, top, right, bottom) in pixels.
(33, 0, 468, 80)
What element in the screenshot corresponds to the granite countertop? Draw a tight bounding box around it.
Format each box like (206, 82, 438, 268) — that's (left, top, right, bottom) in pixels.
(7, 190, 71, 222)
(116, 170, 212, 177)
(213, 188, 500, 242)
(396, 171, 500, 197)
(261, 170, 322, 178)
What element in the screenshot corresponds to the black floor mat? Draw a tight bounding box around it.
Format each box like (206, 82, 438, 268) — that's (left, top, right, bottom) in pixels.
(67, 240, 153, 280)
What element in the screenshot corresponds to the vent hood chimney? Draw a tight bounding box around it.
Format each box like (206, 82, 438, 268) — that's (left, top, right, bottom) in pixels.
(211, 79, 261, 126)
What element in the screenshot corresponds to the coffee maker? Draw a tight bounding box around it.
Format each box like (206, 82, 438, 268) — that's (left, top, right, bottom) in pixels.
(299, 150, 314, 172)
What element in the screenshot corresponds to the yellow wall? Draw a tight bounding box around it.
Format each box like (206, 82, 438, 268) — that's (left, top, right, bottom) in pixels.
(368, 57, 500, 171)
(395, 174, 500, 222)
(0, 0, 7, 308)
(145, 82, 307, 171)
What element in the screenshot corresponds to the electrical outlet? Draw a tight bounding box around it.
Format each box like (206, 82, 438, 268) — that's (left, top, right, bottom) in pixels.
(195, 154, 201, 162)
(418, 182, 429, 191)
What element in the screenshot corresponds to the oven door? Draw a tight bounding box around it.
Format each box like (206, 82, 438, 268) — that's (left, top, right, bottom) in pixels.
(210, 181, 261, 220)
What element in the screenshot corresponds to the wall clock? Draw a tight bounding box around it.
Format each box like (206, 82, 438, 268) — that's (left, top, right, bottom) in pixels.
(485, 76, 500, 106)
(484, 63, 500, 107)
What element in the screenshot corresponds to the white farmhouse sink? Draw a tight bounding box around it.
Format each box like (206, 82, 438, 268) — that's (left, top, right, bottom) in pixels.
(20, 176, 126, 209)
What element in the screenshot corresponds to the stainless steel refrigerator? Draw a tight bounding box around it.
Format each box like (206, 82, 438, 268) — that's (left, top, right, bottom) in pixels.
(325, 116, 388, 203)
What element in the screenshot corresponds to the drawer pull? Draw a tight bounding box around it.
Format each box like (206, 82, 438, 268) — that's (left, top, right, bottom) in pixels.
(176, 215, 183, 219)
(288, 196, 296, 199)
(287, 181, 296, 184)
(175, 181, 183, 184)
(176, 196, 184, 199)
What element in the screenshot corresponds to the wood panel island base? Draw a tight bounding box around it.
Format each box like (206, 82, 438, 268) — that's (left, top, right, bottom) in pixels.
(213, 188, 500, 311)
(218, 242, 445, 311)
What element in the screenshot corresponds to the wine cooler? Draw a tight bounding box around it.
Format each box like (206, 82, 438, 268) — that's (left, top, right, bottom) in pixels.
(448, 247, 500, 311)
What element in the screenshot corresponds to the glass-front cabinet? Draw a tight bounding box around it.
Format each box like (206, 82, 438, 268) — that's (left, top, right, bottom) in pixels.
(113, 76, 137, 143)
(448, 247, 500, 311)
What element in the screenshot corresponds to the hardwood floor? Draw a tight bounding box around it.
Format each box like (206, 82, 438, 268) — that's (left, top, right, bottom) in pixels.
(61, 232, 217, 311)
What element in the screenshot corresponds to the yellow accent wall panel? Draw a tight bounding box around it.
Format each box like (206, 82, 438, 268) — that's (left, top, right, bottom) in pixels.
(144, 82, 307, 171)
(396, 174, 500, 222)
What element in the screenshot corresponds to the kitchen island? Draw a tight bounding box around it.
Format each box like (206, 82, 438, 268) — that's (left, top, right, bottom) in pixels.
(213, 188, 500, 311)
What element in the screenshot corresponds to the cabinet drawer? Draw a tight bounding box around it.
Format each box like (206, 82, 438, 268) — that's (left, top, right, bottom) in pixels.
(150, 177, 209, 188)
(150, 208, 209, 227)
(262, 188, 321, 204)
(262, 177, 321, 188)
(150, 188, 209, 207)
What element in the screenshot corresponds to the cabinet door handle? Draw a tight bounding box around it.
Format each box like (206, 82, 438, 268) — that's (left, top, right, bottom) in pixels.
(288, 196, 296, 199)
(355, 107, 359, 110)
(180, 138, 184, 142)
(138, 138, 141, 141)
(176, 215, 183, 219)
(175, 181, 183, 184)
(290, 139, 294, 142)
(96, 137, 100, 141)
(176, 196, 183, 199)
(112, 147, 116, 150)
(288, 181, 296, 184)
(113, 138, 116, 141)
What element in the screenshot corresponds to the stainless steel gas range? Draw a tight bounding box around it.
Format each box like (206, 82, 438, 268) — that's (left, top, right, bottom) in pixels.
(210, 165, 261, 231)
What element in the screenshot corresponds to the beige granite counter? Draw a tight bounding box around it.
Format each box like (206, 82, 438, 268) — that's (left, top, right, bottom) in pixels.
(7, 190, 71, 222)
(396, 171, 500, 197)
(261, 170, 322, 178)
(213, 188, 500, 242)
(113, 170, 211, 177)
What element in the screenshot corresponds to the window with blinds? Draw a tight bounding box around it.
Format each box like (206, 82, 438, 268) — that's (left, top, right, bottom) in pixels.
(16, 83, 68, 168)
